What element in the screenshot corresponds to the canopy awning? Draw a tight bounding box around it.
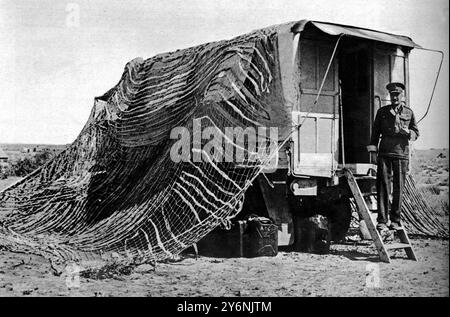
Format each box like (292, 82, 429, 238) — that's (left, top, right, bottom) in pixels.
(292, 20, 421, 48)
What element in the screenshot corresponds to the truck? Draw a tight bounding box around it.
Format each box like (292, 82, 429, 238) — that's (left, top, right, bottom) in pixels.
(225, 20, 441, 249)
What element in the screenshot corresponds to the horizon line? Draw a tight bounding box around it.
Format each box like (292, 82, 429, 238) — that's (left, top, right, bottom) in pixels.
(0, 142, 448, 152)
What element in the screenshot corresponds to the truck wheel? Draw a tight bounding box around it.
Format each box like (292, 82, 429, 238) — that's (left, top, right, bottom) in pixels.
(326, 198, 352, 242)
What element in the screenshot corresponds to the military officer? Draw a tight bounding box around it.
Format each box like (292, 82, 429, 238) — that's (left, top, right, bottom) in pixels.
(367, 82, 420, 233)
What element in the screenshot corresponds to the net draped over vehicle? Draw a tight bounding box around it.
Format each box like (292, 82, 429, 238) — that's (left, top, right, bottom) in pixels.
(0, 25, 290, 262)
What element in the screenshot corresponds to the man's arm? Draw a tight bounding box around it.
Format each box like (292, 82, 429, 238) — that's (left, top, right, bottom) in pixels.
(367, 110, 381, 152)
(408, 111, 419, 141)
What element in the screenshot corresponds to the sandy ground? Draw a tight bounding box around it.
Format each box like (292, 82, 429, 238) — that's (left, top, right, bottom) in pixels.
(0, 238, 447, 297)
(0, 152, 447, 297)
(0, 177, 21, 191)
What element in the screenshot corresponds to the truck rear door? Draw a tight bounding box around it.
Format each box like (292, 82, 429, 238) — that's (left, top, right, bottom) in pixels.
(292, 39, 339, 178)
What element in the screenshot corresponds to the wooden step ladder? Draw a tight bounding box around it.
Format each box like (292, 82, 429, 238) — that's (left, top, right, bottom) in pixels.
(343, 168, 417, 263)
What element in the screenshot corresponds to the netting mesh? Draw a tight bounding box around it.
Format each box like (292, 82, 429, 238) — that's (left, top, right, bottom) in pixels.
(0, 27, 288, 262)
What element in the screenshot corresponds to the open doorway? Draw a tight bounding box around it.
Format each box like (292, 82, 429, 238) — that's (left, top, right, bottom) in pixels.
(339, 39, 373, 164)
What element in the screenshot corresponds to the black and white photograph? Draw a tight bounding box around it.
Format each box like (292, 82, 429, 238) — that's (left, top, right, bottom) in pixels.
(0, 0, 448, 301)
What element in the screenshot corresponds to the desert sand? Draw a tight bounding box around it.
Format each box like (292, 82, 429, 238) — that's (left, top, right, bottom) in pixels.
(0, 238, 447, 297)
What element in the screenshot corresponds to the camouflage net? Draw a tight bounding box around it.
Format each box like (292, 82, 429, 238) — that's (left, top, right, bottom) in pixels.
(0, 26, 288, 262)
(401, 174, 448, 238)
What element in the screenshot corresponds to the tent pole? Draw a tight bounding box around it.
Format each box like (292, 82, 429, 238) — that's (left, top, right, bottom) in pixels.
(339, 80, 345, 167)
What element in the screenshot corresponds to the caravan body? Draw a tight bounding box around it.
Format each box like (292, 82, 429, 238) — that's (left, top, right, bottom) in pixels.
(239, 20, 420, 246)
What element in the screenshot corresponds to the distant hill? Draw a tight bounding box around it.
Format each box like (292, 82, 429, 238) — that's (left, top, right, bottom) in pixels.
(0, 143, 68, 152)
(414, 148, 448, 157)
(0, 143, 69, 167)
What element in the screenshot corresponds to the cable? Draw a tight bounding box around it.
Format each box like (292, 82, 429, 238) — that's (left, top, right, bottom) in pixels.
(413, 48, 444, 124)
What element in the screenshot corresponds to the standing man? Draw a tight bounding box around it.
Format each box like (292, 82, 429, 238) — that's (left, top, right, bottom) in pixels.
(367, 82, 419, 233)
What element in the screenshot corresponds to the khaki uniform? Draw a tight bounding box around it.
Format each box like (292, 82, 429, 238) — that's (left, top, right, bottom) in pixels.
(369, 103, 419, 225)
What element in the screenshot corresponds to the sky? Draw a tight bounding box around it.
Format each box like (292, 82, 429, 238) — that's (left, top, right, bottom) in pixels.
(0, 0, 448, 149)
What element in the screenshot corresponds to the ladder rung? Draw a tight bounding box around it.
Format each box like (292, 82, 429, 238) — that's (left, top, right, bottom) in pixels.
(385, 243, 411, 250)
(344, 168, 417, 263)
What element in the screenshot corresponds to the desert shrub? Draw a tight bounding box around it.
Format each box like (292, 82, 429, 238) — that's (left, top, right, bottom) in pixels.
(419, 184, 441, 195)
(419, 186, 449, 216)
(11, 150, 53, 177)
(79, 262, 134, 280)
